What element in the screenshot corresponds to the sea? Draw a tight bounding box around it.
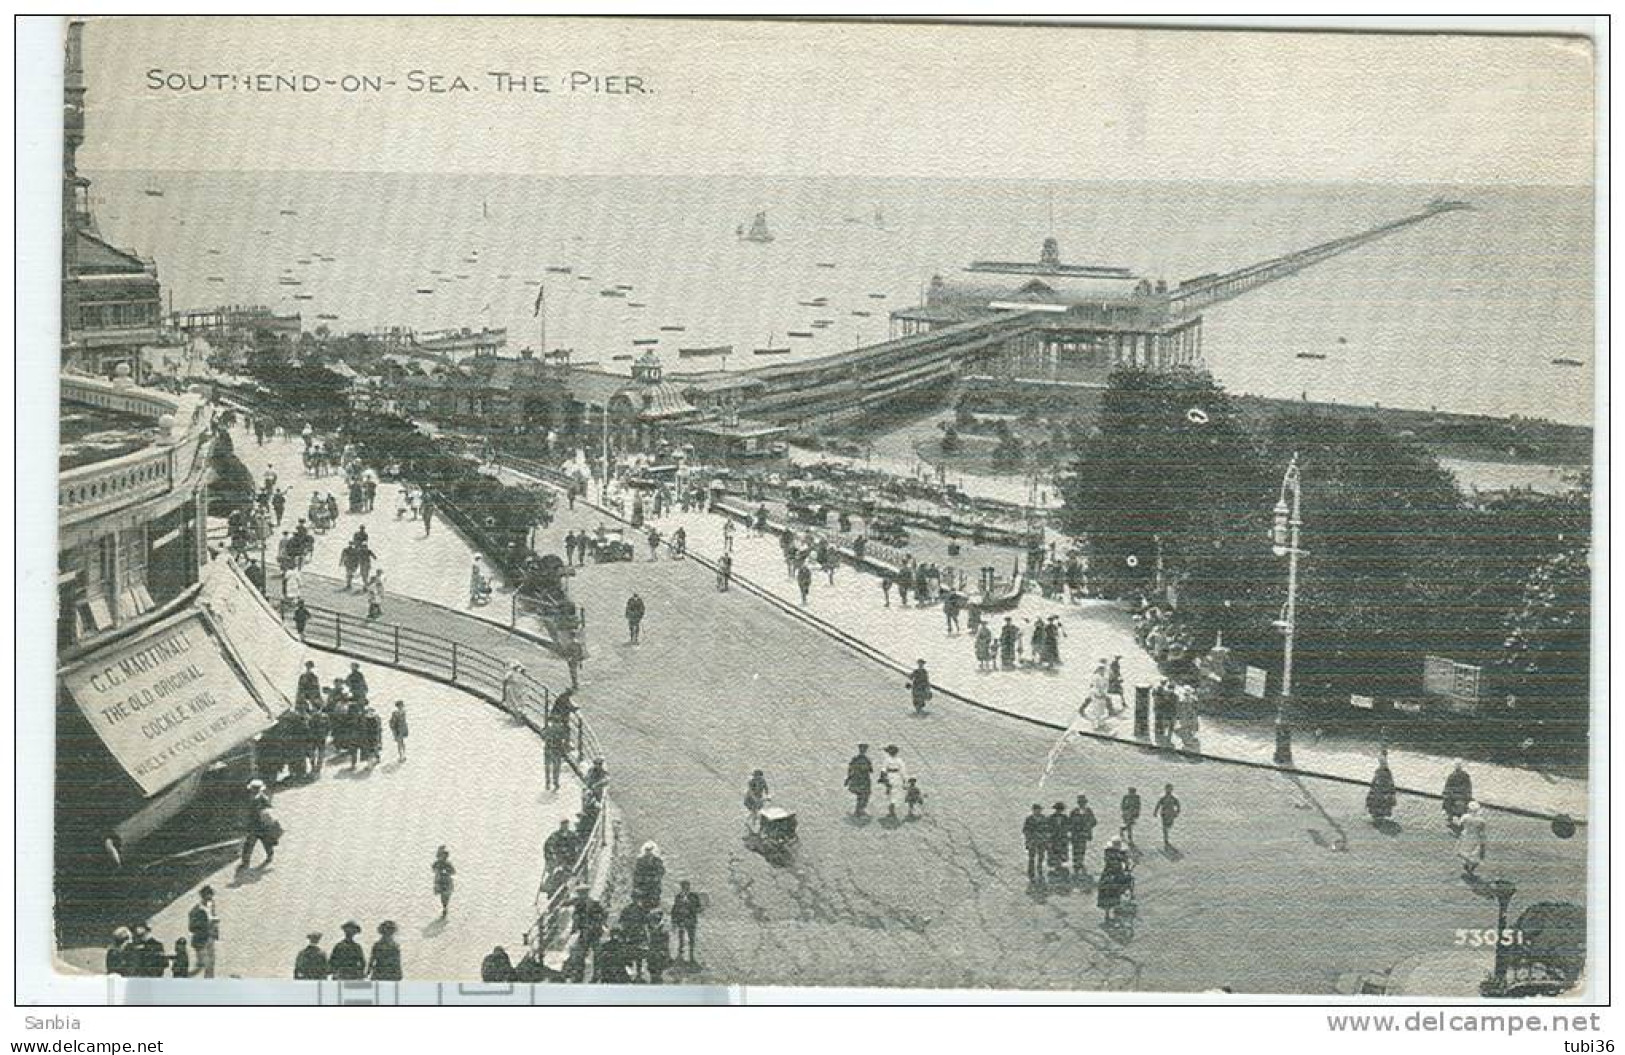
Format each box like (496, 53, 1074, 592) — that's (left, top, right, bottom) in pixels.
(88, 172, 1596, 426)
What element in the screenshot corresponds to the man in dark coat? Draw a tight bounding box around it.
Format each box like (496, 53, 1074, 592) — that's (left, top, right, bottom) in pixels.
(328, 922, 366, 980)
(796, 562, 812, 605)
(999, 618, 1021, 669)
(367, 921, 403, 981)
(544, 819, 580, 887)
(907, 660, 932, 715)
(307, 705, 330, 775)
(1121, 787, 1143, 845)
(294, 932, 329, 980)
(346, 663, 369, 706)
(845, 744, 873, 817)
(1022, 804, 1049, 883)
(1047, 802, 1071, 879)
(625, 593, 646, 643)
(295, 661, 322, 710)
(360, 705, 384, 765)
(130, 924, 167, 977)
(481, 947, 516, 983)
(570, 887, 607, 954)
(1069, 795, 1098, 874)
(188, 886, 219, 978)
(670, 880, 702, 963)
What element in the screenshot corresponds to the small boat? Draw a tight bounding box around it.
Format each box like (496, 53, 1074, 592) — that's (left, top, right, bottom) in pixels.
(577, 275, 593, 281)
(788, 331, 815, 338)
(851, 310, 872, 317)
(279, 208, 297, 216)
(1550, 357, 1585, 367)
(524, 280, 542, 286)
(680, 345, 733, 359)
(142, 188, 164, 198)
(754, 346, 792, 356)
(798, 298, 828, 307)
(545, 266, 573, 274)
(296, 258, 312, 265)
(206, 276, 225, 283)
(611, 354, 635, 362)
(600, 288, 627, 298)
(977, 578, 1025, 612)
(867, 292, 887, 299)
(257, 229, 272, 235)
(293, 294, 314, 301)
(455, 274, 470, 280)
(1336, 336, 1349, 344)
(627, 302, 647, 308)
(415, 288, 435, 294)
(317, 313, 340, 320)
(277, 277, 302, 286)
(740, 210, 774, 244)
(462, 257, 478, 264)
(632, 338, 659, 346)
(497, 273, 512, 279)
(815, 262, 838, 269)
(659, 325, 686, 332)
(810, 320, 833, 329)
(206, 248, 222, 256)
(1296, 352, 1327, 360)
(615, 284, 634, 291)
(430, 269, 444, 275)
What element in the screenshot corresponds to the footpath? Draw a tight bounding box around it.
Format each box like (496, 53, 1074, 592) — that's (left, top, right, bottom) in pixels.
(508, 470, 1587, 823)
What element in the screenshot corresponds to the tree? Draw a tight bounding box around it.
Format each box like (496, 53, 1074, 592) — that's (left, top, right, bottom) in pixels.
(1058, 367, 1269, 606)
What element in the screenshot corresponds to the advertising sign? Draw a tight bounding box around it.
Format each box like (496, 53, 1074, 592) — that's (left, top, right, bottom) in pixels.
(61, 611, 278, 795)
(1244, 665, 1268, 699)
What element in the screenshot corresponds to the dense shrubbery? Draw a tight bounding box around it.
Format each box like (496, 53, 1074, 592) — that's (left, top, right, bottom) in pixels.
(1059, 368, 1591, 726)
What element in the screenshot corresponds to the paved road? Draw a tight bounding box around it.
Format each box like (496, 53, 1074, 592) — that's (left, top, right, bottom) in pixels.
(395, 502, 1586, 994)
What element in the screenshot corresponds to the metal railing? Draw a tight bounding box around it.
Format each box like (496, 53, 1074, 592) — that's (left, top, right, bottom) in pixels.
(276, 599, 612, 961)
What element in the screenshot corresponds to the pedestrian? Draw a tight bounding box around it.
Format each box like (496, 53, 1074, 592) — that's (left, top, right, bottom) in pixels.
(568, 886, 607, 975)
(671, 880, 702, 964)
(644, 908, 672, 983)
(340, 542, 359, 590)
(481, 946, 517, 983)
(796, 562, 812, 605)
(544, 819, 580, 888)
(744, 769, 769, 834)
(1069, 795, 1098, 874)
(1457, 801, 1487, 878)
(625, 592, 645, 643)
(104, 927, 132, 976)
(421, 494, 434, 537)
(295, 660, 322, 710)
(1023, 804, 1049, 883)
(880, 575, 892, 607)
(717, 553, 733, 591)
(328, 922, 366, 980)
(647, 526, 661, 561)
(239, 779, 273, 869)
(307, 704, 330, 776)
(1098, 837, 1134, 922)
(386, 700, 410, 762)
(1121, 787, 1142, 845)
(1366, 749, 1397, 823)
(432, 846, 457, 917)
(367, 921, 403, 981)
(632, 841, 667, 907)
(1047, 802, 1071, 879)
(293, 932, 329, 980)
(187, 886, 219, 978)
(896, 569, 911, 606)
(1153, 783, 1182, 848)
(845, 743, 873, 817)
(291, 596, 310, 640)
(907, 659, 932, 715)
(366, 569, 384, 620)
(272, 488, 286, 526)
(998, 617, 1020, 669)
(1442, 760, 1474, 835)
(360, 703, 383, 766)
(169, 937, 190, 979)
(877, 745, 906, 822)
(722, 519, 735, 553)
(543, 692, 574, 791)
(904, 777, 925, 819)
(129, 923, 167, 977)
(943, 590, 962, 633)
(1109, 655, 1124, 699)
(1087, 660, 1114, 723)
(346, 662, 369, 706)
(974, 622, 994, 671)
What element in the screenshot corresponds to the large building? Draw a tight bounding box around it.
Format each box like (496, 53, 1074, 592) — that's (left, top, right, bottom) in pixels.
(890, 236, 1204, 385)
(60, 22, 165, 382)
(55, 23, 292, 900)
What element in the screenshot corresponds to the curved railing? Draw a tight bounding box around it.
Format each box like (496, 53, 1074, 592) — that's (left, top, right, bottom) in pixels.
(59, 375, 214, 528)
(274, 599, 612, 966)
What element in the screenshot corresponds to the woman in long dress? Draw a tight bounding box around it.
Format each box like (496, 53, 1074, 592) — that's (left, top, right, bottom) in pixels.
(877, 745, 907, 820)
(1365, 749, 1397, 822)
(1456, 801, 1487, 877)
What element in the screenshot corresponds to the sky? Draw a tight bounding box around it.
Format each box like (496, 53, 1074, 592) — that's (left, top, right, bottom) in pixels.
(74, 16, 1596, 185)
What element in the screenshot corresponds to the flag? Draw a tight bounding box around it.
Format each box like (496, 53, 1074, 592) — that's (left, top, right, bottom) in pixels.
(532, 284, 546, 318)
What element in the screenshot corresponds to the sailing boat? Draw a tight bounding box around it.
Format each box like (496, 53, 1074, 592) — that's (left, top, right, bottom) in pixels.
(740, 211, 774, 244)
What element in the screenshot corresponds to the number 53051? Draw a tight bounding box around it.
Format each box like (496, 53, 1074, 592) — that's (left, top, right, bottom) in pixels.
(1455, 928, 1524, 947)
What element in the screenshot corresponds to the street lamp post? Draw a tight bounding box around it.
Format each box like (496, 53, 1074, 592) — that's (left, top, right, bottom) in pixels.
(1270, 453, 1306, 766)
